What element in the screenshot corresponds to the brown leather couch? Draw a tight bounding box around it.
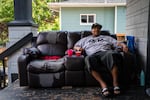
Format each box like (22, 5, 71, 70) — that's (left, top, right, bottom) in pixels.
(18, 31, 137, 88)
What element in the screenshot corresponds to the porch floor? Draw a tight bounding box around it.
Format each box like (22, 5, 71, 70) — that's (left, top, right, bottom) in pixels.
(0, 80, 150, 100)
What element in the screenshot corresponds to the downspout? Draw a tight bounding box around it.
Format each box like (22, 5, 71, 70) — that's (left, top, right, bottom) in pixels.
(114, 6, 117, 34)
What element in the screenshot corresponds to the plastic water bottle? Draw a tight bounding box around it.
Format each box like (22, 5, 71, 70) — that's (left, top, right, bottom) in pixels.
(140, 70, 145, 86)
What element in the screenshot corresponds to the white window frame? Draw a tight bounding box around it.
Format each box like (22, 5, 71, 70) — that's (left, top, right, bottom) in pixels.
(80, 14, 96, 25)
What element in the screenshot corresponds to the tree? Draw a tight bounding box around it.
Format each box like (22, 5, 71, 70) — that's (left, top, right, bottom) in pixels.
(32, 0, 59, 31)
(0, 0, 14, 45)
(0, 0, 59, 45)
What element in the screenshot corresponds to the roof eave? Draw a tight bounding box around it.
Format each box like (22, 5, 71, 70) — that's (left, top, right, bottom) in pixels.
(48, 3, 126, 11)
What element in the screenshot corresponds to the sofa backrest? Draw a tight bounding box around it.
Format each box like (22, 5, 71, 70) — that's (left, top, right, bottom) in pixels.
(34, 30, 116, 56)
(36, 31, 67, 56)
(81, 30, 116, 38)
(67, 31, 81, 49)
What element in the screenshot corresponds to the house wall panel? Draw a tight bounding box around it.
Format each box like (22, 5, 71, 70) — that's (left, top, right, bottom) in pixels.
(61, 7, 115, 33)
(126, 0, 149, 70)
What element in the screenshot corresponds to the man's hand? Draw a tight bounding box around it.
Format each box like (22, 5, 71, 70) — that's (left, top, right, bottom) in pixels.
(74, 46, 83, 52)
(74, 46, 81, 51)
(117, 42, 128, 53)
(122, 45, 128, 53)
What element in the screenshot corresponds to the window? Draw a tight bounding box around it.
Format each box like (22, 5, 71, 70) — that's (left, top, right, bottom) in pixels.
(80, 14, 96, 25)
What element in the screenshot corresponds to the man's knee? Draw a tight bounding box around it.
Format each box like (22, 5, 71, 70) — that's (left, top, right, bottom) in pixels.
(85, 55, 96, 63)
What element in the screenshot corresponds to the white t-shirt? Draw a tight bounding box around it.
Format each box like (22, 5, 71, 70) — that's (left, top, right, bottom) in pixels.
(74, 35, 117, 55)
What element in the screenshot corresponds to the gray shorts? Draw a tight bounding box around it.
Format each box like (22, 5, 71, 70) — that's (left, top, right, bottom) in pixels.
(85, 50, 123, 72)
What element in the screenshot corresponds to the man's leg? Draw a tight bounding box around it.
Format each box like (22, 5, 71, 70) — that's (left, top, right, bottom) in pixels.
(85, 54, 111, 96)
(111, 65, 119, 87)
(85, 55, 107, 88)
(111, 65, 120, 94)
(91, 70, 107, 88)
(91, 70, 111, 96)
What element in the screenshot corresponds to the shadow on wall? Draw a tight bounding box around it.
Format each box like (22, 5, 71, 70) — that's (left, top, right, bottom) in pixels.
(134, 38, 146, 86)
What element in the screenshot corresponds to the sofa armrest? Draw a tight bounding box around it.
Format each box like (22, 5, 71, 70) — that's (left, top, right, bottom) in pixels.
(23, 47, 41, 59)
(18, 54, 31, 86)
(64, 55, 85, 71)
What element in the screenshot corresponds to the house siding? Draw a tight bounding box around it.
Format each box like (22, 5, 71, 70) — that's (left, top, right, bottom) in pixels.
(61, 7, 115, 33)
(60, 0, 126, 3)
(126, 0, 149, 70)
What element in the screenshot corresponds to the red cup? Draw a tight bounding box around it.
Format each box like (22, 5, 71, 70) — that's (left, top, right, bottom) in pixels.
(75, 51, 81, 56)
(67, 49, 73, 56)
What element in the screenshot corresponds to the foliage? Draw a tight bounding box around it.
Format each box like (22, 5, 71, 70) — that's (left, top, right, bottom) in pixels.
(0, 23, 8, 46)
(0, 0, 14, 22)
(0, 0, 59, 45)
(32, 0, 59, 31)
(0, 0, 14, 46)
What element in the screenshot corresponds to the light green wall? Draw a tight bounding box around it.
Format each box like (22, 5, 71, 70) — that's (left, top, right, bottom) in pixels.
(61, 7, 115, 33)
(117, 6, 126, 33)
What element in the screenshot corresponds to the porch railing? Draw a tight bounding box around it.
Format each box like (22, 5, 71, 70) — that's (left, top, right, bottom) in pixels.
(0, 32, 33, 88)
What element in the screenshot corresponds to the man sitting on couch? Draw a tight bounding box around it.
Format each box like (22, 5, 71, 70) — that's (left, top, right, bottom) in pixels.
(74, 23, 128, 97)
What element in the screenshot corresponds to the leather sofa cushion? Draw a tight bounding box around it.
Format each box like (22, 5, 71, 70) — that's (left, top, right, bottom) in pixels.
(36, 31, 67, 56)
(81, 30, 117, 39)
(81, 31, 92, 38)
(64, 55, 85, 71)
(65, 71, 85, 86)
(81, 30, 111, 38)
(37, 31, 67, 45)
(67, 31, 81, 49)
(28, 72, 65, 88)
(23, 47, 41, 58)
(37, 44, 66, 56)
(27, 58, 65, 73)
